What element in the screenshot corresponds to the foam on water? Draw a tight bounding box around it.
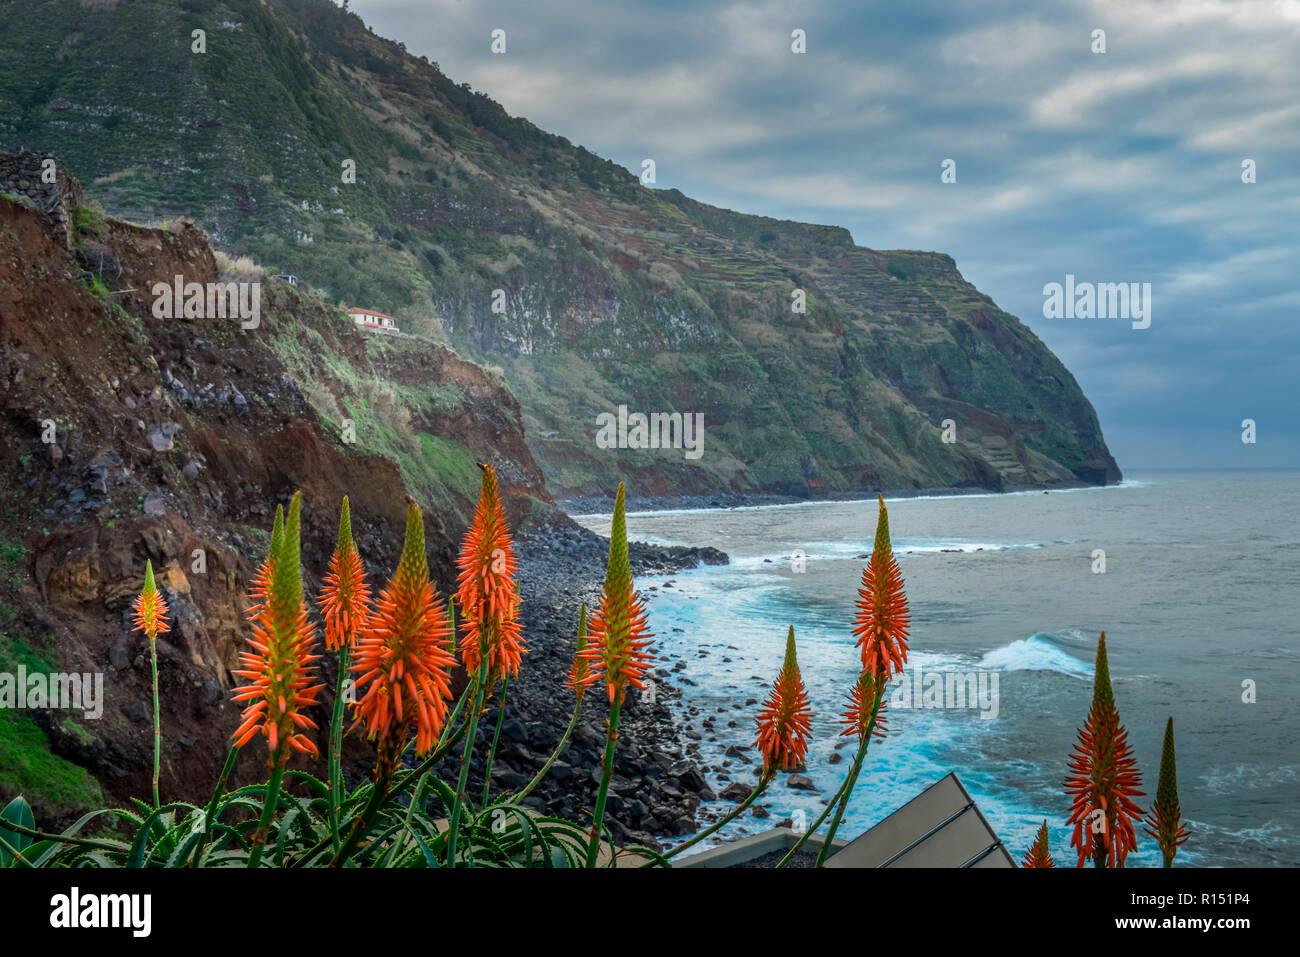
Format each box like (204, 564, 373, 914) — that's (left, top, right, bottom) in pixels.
(1201, 763, 1300, 794)
(644, 561, 1019, 854)
(640, 552, 1094, 852)
(590, 471, 1300, 865)
(573, 477, 1152, 523)
(695, 539, 1043, 570)
(898, 540, 1043, 555)
(978, 634, 1093, 678)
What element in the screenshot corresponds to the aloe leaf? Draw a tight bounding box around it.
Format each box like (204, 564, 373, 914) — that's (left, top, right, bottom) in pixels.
(0, 796, 34, 867)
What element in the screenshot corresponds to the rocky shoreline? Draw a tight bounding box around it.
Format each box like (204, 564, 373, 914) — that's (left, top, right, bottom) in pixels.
(407, 518, 730, 851)
(558, 480, 1105, 515)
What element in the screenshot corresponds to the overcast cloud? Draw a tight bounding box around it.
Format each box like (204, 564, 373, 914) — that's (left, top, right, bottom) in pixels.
(349, 0, 1300, 469)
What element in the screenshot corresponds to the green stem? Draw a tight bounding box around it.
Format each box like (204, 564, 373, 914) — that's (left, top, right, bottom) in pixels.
(512, 699, 582, 803)
(815, 686, 885, 866)
(656, 773, 772, 865)
(391, 774, 429, 865)
(816, 748, 868, 863)
(1, 820, 129, 854)
(584, 698, 622, 868)
(445, 663, 488, 866)
(389, 719, 468, 802)
(328, 645, 351, 855)
(0, 831, 33, 867)
(149, 632, 161, 809)
(189, 745, 238, 866)
(774, 779, 844, 867)
(434, 597, 466, 754)
(292, 720, 467, 869)
(330, 767, 392, 867)
(437, 680, 473, 750)
(776, 689, 883, 868)
(480, 676, 509, 806)
(246, 763, 284, 869)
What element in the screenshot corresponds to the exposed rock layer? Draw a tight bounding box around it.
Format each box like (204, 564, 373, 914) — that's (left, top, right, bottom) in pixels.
(0, 0, 1120, 501)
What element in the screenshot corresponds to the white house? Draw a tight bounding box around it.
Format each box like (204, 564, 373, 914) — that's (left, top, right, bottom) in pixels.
(348, 307, 399, 333)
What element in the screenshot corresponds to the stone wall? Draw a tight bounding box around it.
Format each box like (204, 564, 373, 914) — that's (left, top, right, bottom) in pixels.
(0, 149, 85, 248)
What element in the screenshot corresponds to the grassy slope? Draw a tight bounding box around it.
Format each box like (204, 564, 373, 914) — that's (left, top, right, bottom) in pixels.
(0, 540, 103, 816)
(0, 0, 1119, 498)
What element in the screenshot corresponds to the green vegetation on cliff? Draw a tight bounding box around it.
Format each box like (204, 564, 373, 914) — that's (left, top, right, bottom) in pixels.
(0, 627, 105, 819)
(1, 0, 1120, 498)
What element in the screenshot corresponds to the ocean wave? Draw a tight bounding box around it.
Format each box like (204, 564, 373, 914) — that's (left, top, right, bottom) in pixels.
(1201, 763, 1300, 794)
(625, 534, 685, 547)
(977, 634, 1093, 678)
(578, 479, 1152, 521)
(719, 539, 1043, 569)
(896, 540, 1043, 555)
(904, 649, 973, 671)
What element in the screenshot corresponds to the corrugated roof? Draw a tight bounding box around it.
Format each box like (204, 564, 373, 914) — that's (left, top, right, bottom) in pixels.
(824, 771, 1014, 868)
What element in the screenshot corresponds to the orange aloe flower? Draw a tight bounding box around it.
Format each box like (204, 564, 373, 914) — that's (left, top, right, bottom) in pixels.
(456, 463, 524, 681)
(318, 496, 371, 651)
(840, 669, 889, 741)
(577, 483, 653, 706)
(1065, 632, 1144, 867)
(1022, 821, 1055, 868)
(852, 495, 910, 682)
(755, 626, 813, 775)
(352, 504, 456, 756)
(132, 559, 170, 641)
(244, 507, 281, 623)
(134, 559, 170, 808)
(565, 602, 591, 700)
(231, 494, 325, 766)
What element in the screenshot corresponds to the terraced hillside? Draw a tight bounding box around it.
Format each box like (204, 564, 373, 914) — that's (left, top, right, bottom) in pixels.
(0, 0, 1120, 499)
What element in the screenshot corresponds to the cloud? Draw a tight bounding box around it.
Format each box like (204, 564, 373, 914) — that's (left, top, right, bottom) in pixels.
(348, 0, 1300, 468)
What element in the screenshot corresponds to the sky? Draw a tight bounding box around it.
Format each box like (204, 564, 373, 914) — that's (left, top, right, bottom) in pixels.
(347, 0, 1300, 470)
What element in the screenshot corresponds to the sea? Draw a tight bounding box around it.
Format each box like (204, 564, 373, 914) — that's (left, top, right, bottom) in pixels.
(572, 470, 1300, 866)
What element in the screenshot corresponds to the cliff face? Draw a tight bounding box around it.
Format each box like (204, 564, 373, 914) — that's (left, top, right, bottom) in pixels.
(0, 188, 553, 817)
(0, 0, 1119, 500)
